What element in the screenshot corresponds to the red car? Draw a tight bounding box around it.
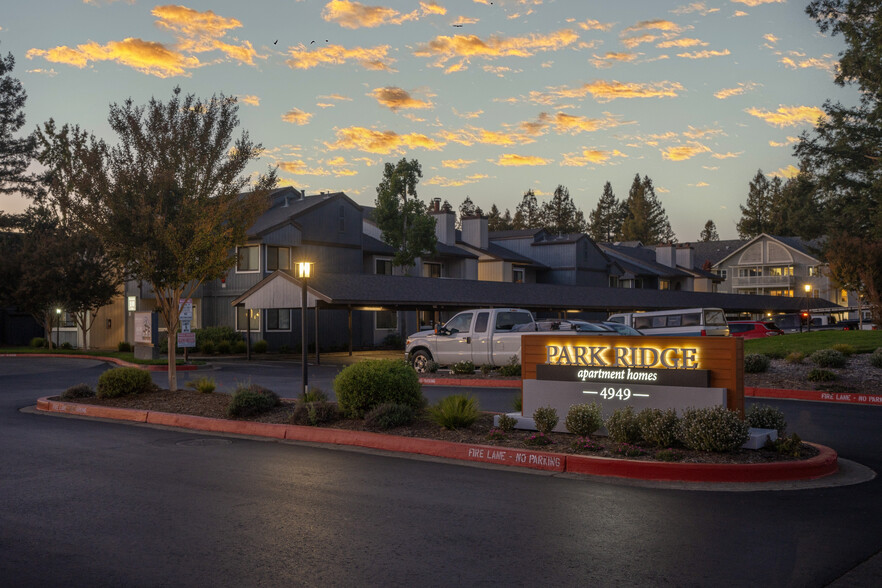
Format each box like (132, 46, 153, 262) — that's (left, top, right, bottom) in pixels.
(728, 320, 784, 339)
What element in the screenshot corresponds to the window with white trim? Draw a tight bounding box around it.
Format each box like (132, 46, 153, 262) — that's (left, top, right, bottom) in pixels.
(512, 268, 524, 283)
(237, 246, 259, 272)
(375, 258, 393, 275)
(236, 307, 260, 331)
(423, 262, 442, 278)
(376, 310, 397, 330)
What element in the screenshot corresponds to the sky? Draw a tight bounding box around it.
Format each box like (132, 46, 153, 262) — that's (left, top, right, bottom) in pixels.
(1, 0, 859, 240)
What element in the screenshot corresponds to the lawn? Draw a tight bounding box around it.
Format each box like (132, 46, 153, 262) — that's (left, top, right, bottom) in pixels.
(744, 330, 882, 356)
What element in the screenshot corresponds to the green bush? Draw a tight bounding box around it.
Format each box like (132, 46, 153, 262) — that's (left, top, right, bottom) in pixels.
(185, 376, 217, 394)
(117, 341, 132, 352)
(771, 433, 804, 457)
(226, 384, 280, 418)
(451, 360, 475, 375)
(62, 383, 95, 399)
(809, 348, 846, 368)
(678, 406, 749, 452)
(496, 413, 517, 433)
(289, 400, 339, 426)
(746, 404, 787, 436)
(194, 326, 242, 351)
(333, 359, 424, 418)
(637, 408, 679, 448)
(744, 354, 771, 373)
(253, 339, 269, 354)
(532, 406, 559, 434)
(784, 351, 805, 364)
(606, 406, 641, 444)
(216, 340, 231, 354)
(831, 343, 856, 356)
(233, 340, 247, 354)
(425, 360, 440, 373)
(564, 402, 603, 437)
(97, 367, 155, 398)
(200, 341, 215, 355)
(300, 386, 328, 403)
(364, 402, 415, 430)
(479, 364, 494, 376)
(428, 394, 479, 430)
(498, 355, 521, 377)
(871, 348, 882, 369)
(60, 341, 73, 350)
(30, 337, 46, 348)
(512, 394, 522, 412)
(807, 368, 836, 382)
(654, 448, 684, 462)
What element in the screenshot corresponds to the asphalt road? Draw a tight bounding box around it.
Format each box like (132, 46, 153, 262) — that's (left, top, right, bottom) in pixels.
(1, 357, 880, 587)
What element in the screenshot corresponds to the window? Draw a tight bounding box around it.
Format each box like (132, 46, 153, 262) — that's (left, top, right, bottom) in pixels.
(609, 276, 619, 288)
(266, 309, 290, 331)
(127, 296, 137, 312)
(423, 262, 442, 278)
(474, 312, 489, 333)
(633, 316, 651, 330)
(512, 268, 525, 283)
(58, 311, 76, 328)
(266, 246, 290, 271)
(667, 314, 681, 327)
(376, 310, 397, 330)
(236, 307, 260, 331)
(809, 266, 821, 277)
(237, 246, 259, 272)
(682, 313, 701, 327)
(768, 289, 794, 297)
(703, 310, 727, 326)
(651, 316, 667, 328)
(375, 258, 393, 275)
(659, 279, 670, 291)
(768, 266, 794, 276)
(444, 312, 473, 334)
(494, 311, 533, 331)
(715, 269, 728, 280)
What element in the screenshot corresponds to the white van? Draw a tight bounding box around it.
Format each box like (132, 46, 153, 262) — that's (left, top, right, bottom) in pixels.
(607, 308, 730, 336)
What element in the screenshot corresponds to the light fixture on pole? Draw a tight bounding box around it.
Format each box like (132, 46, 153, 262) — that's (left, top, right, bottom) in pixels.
(296, 262, 313, 397)
(804, 283, 812, 333)
(55, 307, 62, 349)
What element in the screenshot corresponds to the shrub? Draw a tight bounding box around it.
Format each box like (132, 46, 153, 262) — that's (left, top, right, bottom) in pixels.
(60, 341, 73, 350)
(498, 355, 521, 377)
(185, 376, 217, 394)
(496, 413, 517, 433)
(678, 406, 749, 452)
(809, 349, 846, 368)
(487, 428, 507, 441)
(807, 368, 836, 382)
(62, 383, 95, 399)
(764, 349, 787, 360)
(532, 406, 559, 434)
(744, 354, 771, 373)
(606, 406, 641, 444)
(615, 443, 647, 458)
(301, 386, 328, 403)
(637, 408, 679, 448)
(200, 341, 215, 355)
(871, 348, 882, 369)
(428, 394, 479, 430)
(831, 343, 856, 357)
(289, 400, 339, 426)
(333, 359, 424, 418)
(771, 433, 803, 457)
(784, 351, 805, 364)
(252, 339, 269, 354)
(425, 360, 440, 373)
(226, 384, 280, 418)
(655, 448, 684, 462)
(564, 402, 603, 437)
(233, 340, 247, 354)
(364, 402, 414, 430)
(451, 360, 475, 375)
(117, 341, 132, 353)
(523, 432, 552, 446)
(216, 340, 232, 354)
(194, 326, 242, 352)
(382, 332, 405, 349)
(30, 337, 47, 348)
(512, 394, 522, 412)
(97, 367, 155, 398)
(571, 437, 603, 452)
(479, 364, 494, 376)
(746, 404, 787, 436)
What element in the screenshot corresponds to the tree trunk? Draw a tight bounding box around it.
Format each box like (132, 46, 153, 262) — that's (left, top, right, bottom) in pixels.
(167, 328, 177, 391)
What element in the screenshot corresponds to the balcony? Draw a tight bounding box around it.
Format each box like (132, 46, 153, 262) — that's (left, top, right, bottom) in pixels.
(731, 275, 797, 289)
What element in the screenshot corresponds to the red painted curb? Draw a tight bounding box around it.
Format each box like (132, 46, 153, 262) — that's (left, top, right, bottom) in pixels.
(35, 397, 839, 482)
(746, 386, 882, 407)
(1, 353, 198, 371)
(419, 377, 520, 388)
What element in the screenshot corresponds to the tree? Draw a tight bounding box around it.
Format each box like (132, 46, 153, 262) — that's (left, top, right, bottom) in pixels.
(457, 195, 476, 228)
(541, 184, 586, 234)
(699, 220, 719, 242)
(36, 88, 277, 390)
(736, 169, 773, 238)
(512, 189, 541, 230)
(374, 158, 437, 269)
(767, 170, 825, 238)
(487, 204, 514, 231)
(588, 181, 623, 242)
(0, 52, 35, 197)
(620, 174, 675, 245)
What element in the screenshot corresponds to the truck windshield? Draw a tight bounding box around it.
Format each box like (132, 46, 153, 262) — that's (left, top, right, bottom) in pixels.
(495, 311, 532, 331)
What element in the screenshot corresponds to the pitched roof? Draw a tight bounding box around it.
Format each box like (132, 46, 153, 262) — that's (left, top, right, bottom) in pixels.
(248, 191, 358, 237)
(599, 243, 691, 278)
(690, 239, 747, 266)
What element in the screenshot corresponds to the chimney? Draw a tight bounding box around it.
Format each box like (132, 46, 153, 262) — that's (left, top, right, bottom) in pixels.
(433, 197, 441, 213)
(430, 208, 456, 245)
(655, 243, 675, 268)
(461, 215, 488, 250)
(676, 243, 694, 269)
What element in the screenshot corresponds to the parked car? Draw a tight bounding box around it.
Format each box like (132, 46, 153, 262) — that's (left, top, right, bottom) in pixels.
(728, 320, 784, 339)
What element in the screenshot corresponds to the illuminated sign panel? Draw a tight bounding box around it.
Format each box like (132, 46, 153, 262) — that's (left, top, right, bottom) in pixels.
(520, 334, 743, 432)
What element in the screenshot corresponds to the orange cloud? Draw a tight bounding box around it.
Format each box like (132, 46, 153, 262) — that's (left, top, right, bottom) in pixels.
(325, 126, 445, 154)
(322, 0, 419, 29)
(494, 154, 551, 166)
(279, 160, 331, 176)
(452, 108, 483, 119)
(424, 174, 488, 187)
(452, 16, 479, 26)
(657, 38, 708, 48)
(442, 159, 476, 169)
(769, 136, 799, 147)
(623, 19, 688, 34)
(732, 0, 784, 6)
(677, 49, 730, 59)
(746, 105, 826, 127)
(152, 5, 259, 64)
(578, 19, 615, 31)
(713, 82, 760, 99)
(282, 108, 313, 125)
(286, 44, 395, 71)
(420, 1, 446, 16)
(369, 87, 434, 111)
(621, 34, 658, 49)
(591, 52, 640, 68)
(711, 151, 742, 159)
(439, 126, 535, 147)
(561, 149, 627, 166)
(779, 55, 837, 74)
(661, 142, 711, 161)
(238, 95, 260, 106)
(27, 38, 200, 77)
(413, 29, 579, 72)
(771, 165, 800, 179)
(563, 80, 685, 103)
(671, 3, 720, 16)
(536, 111, 629, 135)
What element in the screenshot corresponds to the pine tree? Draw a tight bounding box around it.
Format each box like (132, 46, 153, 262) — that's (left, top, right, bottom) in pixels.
(642, 176, 676, 244)
(767, 170, 824, 238)
(0, 52, 35, 197)
(699, 220, 719, 242)
(620, 174, 675, 244)
(457, 196, 476, 228)
(736, 169, 773, 238)
(512, 189, 541, 229)
(541, 184, 585, 234)
(588, 181, 622, 242)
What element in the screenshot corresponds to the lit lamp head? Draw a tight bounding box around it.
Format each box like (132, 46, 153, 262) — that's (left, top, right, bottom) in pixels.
(296, 262, 312, 279)
(804, 284, 811, 294)
(56, 308, 62, 314)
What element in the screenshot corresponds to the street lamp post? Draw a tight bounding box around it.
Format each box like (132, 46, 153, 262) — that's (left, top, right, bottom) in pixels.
(296, 261, 313, 398)
(55, 308, 62, 349)
(804, 284, 812, 333)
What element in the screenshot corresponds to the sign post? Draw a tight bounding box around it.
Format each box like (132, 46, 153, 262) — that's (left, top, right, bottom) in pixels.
(177, 298, 196, 361)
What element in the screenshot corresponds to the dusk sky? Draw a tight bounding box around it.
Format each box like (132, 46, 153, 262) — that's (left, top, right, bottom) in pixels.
(2, 0, 858, 240)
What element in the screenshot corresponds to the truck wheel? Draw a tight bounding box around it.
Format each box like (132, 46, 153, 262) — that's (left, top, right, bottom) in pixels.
(411, 350, 432, 373)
